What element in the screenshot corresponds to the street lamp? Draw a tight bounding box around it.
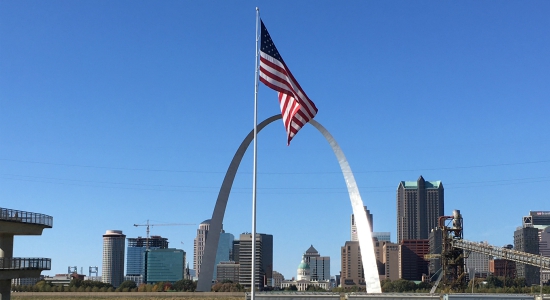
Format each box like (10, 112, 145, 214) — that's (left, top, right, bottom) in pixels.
(469, 268, 476, 293)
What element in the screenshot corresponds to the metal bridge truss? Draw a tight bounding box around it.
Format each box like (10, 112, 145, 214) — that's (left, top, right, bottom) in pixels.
(452, 239, 550, 270)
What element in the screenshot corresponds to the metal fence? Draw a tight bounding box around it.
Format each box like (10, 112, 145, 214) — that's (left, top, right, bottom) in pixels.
(0, 257, 51, 270)
(0, 207, 53, 227)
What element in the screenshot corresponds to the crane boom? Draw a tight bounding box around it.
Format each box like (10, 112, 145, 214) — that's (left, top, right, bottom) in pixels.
(133, 220, 195, 250)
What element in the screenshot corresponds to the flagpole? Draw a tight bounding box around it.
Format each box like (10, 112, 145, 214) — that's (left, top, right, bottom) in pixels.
(251, 7, 260, 300)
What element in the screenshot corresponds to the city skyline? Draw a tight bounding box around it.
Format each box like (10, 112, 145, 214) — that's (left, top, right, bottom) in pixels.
(2, 1, 550, 281)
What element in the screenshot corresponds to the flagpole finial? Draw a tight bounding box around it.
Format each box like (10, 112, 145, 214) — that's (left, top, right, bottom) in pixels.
(256, 7, 259, 11)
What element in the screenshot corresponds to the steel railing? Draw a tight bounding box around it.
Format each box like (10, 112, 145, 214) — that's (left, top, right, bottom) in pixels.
(0, 257, 51, 270)
(0, 207, 53, 227)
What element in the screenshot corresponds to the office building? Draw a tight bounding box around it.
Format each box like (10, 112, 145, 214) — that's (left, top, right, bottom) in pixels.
(373, 232, 391, 242)
(102, 230, 126, 287)
(514, 226, 540, 285)
(214, 232, 234, 280)
(340, 241, 364, 287)
(272, 271, 284, 288)
(216, 261, 239, 283)
(399, 239, 429, 281)
(351, 206, 374, 241)
(126, 235, 168, 276)
(465, 241, 490, 278)
(489, 258, 516, 278)
(193, 219, 232, 280)
(303, 245, 330, 281)
(373, 239, 399, 281)
(397, 176, 444, 243)
(193, 219, 211, 278)
(383, 242, 400, 281)
(428, 227, 442, 277)
(529, 211, 550, 226)
(237, 233, 273, 288)
(145, 248, 185, 283)
(540, 227, 550, 284)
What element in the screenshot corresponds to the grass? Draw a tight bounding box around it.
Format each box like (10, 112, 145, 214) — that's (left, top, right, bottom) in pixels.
(13, 297, 243, 300)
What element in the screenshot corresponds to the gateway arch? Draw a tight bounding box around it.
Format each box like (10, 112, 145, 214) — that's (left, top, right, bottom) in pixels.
(197, 114, 381, 293)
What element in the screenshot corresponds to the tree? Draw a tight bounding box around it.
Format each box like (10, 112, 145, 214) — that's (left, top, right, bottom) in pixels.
(284, 285, 297, 291)
(116, 280, 137, 291)
(172, 279, 196, 292)
(485, 275, 503, 288)
(391, 279, 417, 292)
(306, 285, 326, 292)
(211, 282, 245, 292)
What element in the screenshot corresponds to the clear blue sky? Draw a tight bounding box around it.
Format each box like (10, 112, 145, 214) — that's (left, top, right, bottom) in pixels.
(1, 1, 549, 280)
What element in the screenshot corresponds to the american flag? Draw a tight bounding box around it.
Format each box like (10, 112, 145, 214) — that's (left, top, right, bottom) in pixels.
(259, 20, 318, 145)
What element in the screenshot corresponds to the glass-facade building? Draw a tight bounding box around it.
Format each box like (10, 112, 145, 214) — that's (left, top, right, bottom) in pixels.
(214, 232, 234, 279)
(126, 236, 168, 276)
(145, 248, 185, 283)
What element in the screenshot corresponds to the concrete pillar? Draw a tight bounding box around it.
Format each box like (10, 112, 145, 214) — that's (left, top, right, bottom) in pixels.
(0, 234, 13, 258)
(0, 279, 10, 300)
(0, 234, 14, 300)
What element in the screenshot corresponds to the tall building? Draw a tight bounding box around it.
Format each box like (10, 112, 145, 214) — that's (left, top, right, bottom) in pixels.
(528, 211, 550, 226)
(214, 232, 234, 280)
(399, 239, 429, 281)
(303, 245, 330, 281)
(126, 235, 169, 276)
(465, 241, 490, 277)
(340, 241, 364, 288)
(539, 227, 550, 284)
(428, 227, 443, 277)
(397, 176, 444, 243)
(351, 206, 374, 241)
(102, 230, 126, 287)
(193, 219, 211, 279)
(514, 226, 540, 285)
(145, 248, 185, 284)
(237, 233, 273, 288)
(383, 242, 400, 281)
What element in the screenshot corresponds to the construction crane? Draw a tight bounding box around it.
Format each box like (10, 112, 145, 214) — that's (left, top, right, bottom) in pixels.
(133, 220, 195, 250)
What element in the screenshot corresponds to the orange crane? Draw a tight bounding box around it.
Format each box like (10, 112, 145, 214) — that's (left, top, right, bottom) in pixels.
(133, 220, 195, 250)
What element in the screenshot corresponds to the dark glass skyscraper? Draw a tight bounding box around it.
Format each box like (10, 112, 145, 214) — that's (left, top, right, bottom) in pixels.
(397, 176, 444, 243)
(126, 236, 168, 276)
(514, 226, 540, 285)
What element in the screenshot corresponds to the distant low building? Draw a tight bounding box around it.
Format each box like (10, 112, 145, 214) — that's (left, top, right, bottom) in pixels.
(12, 276, 43, 286)
(272, 271, 284, 289)
(44, 273, 84, 287)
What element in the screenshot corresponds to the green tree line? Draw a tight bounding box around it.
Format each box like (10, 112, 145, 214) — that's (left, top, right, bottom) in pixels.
(11, 278, 197, 293)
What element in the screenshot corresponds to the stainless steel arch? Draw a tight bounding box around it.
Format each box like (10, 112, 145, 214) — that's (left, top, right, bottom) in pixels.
(197, 115, 381, 293)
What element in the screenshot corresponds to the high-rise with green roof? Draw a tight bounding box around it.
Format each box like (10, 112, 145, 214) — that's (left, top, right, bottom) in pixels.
(397, 175, 444, 243)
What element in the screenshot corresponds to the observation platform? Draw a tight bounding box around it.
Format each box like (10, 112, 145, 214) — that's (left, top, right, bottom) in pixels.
(0, 258, 51, 280)
(0, 207, 53, 300)
(0, 208, 53, 235)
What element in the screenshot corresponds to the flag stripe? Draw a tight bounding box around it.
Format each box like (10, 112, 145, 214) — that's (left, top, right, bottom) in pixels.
(258, 20, 318, 145)
(259, 54, 317, 119)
